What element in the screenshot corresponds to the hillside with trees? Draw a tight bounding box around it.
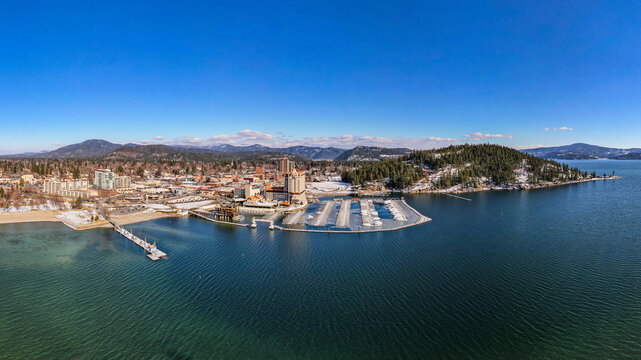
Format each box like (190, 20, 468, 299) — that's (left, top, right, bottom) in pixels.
(342, 144, 599, 191)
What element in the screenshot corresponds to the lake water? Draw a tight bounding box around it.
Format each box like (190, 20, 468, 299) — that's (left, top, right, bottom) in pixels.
(1, 160, 640, 359)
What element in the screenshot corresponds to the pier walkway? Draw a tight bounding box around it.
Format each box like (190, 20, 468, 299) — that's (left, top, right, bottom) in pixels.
(283, 210, 306, 225)
(360, 199, 382, 227)
(110, 220, 167, 261)
(335, 200, 352, 228)
(309, 201, 335, 227)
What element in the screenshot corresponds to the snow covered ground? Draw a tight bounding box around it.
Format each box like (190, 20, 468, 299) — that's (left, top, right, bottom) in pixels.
(56, 210, 96, 226)
(0, 200, 70, 214)
(143, 204, 173, 211)
(169, 200, 214, 210)
(307, 181, 354, 194)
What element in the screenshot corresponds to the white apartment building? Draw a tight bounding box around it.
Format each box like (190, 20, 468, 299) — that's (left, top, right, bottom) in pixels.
(43, 179, 91, 198)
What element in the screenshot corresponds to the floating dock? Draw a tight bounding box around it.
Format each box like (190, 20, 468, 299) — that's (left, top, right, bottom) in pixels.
(113, 224, 167, 261)
(309, 201, 335, 227)
(360, 199, 382, 227)
(283, 210, 306, 225)
(335, 200, 352, 228)
(384, 200, 408, 221)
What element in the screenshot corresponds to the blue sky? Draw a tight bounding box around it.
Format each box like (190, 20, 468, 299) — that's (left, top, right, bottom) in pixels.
(1, 0, 640, 153)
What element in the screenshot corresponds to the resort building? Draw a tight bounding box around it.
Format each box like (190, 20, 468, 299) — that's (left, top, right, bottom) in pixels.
(264, 169, 307, 204)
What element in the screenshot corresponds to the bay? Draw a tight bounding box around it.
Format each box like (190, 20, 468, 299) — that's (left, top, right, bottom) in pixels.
(1, 160, 640, 359)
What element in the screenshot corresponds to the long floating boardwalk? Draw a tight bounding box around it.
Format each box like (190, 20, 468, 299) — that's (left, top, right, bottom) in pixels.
(443, 193, 472, 201)
(112, 223, 167, 261)
(335, 200, 352, 228)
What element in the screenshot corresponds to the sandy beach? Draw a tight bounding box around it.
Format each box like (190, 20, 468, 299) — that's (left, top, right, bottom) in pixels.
(0, 210, 180, 230)
(0, 210, 60, 224)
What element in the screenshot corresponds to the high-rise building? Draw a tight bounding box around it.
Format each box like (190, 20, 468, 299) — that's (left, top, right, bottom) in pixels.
(278, 157, 295, 174)
(94, 169, 115, 190)
(285, 169, 307, 205)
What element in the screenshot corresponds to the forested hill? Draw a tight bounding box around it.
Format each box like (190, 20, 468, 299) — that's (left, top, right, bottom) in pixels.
(342, 144, 596, 191)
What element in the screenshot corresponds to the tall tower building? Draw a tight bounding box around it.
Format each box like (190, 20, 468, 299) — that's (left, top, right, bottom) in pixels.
(278, 157, 291, 174)
(94, 169, 115, 189)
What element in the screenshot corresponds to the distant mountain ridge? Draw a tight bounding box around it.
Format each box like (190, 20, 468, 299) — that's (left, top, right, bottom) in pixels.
(335, 146, 411, 161)
(1, 139, 408, 161)
(29, 139, 122, 158)
(174, 144, 345, 160)
(522, 143, 641, 160)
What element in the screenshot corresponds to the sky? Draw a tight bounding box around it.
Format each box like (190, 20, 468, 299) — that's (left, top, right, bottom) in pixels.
(1, 0, 640, 153)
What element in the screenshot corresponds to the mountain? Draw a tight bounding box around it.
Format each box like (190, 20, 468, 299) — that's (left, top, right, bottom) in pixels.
(104, 144, 182, 161)
(104, 144, 311, 163)
(176, 144, 345, 160)
(334, 146, 411, 161)
(281, 146, 344, 160)
(0, 150, 49, 157)
(2, 139, 409, 162)
(30, 139, 122, 159)
(521, 143, 641, 160)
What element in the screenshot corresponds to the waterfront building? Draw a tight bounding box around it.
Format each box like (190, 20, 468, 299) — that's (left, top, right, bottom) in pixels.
(285, 170, 306, 195)
(264, 169, 307, 204)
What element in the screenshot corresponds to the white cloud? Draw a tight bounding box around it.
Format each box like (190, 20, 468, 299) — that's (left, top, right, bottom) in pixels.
(544, 127, 550, 131)
(138, 129, 516, 150)
(153, 136, 164, 140)
(553, 126, 574, 131)
(463, 132, 513, 141)
(512, 144, 545, 150)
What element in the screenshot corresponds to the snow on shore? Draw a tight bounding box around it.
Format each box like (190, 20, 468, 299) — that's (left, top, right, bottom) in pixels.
(307, 181, 354, 194)
(0, 200, 70, 214)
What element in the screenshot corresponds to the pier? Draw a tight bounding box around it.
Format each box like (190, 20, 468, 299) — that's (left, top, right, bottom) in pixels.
(283, 210, 306, 225)
(360, 199, 382, 227)
(443, 193, 472, 201)
(111, 222, 167, 261)
(189, 210, 250, 227)
(309, 201, 335, 227)
(335, 200, 352, 228)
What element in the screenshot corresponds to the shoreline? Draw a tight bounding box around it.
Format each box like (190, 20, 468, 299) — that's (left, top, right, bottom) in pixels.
(407, 176, 621, 195)
(0, 177, 619, 228)
(0, 210, 181, 230)
(308, 176, 621, 197)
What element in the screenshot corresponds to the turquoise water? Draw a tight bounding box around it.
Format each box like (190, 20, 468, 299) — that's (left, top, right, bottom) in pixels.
(1, 160, 641, 359)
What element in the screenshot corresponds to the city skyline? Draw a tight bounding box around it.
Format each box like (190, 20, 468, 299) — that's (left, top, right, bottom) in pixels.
(2, 1, 640, 152)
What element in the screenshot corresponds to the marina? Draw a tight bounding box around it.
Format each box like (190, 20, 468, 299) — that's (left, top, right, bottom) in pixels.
(188, 197, 430, 234)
